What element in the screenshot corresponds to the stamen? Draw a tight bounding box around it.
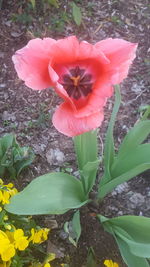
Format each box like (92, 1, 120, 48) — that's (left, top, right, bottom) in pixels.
(61, 66, 93, 100)
(70, 75, 80, 86)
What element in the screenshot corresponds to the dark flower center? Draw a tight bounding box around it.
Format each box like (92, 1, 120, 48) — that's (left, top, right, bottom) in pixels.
(61, 66, 93, 100)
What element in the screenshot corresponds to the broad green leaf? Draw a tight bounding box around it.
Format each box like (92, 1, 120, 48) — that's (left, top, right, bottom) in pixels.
(74, 130, 98, 194)
(72, 2, 82, 26)
(98, 215, 150, 267)
(5, 172, 89, 215)
(116, 236, 149, 267)
(98, 162, 150, 199)
(116, 230, 150, 258)
(111, 143, 150, 177)
(117, 120, 150, 159)
(107, 215, 150, 244)
(101, 85, 121, 184)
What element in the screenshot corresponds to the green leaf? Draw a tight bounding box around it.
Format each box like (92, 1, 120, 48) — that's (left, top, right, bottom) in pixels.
(5, 172, 89, 215)
(101, 85, 121, 185)
(86, 247, 97, 267)
(47, 0, 59, 8)
(98, 215, 150, 267)
(74, 130, 98, 195)
(0, 134, 34, 179)
(116, 236, 149, 267)
(81, 160, 100, 194)
(29, 0, 36, 9)
(72, 2, 82, 26)
(98, 161, 150, 199)
(98, 143, 150, 199)
(0, 133, 14, 153)
(74, 130, 98, 170)
(14, 147, 35, 176)
(117, 120, 150, 159)
(64, 221, 77, 247)
(72, 210, 81, 243)
(111, 143, 150, 177)
(64, 210, 81, 247)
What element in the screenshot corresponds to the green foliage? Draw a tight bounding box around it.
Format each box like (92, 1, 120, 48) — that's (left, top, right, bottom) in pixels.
(46, 0, 59, 8)
(71, 1, 82, 26)
(5, 172, 89, 215)
(98, 86, 150, 199)
(86, 248, 97, 267)
(101, 85, 121, 183)
(98, 215, 150, 267)
(64, 210, 81, 247)
(74, 130, 99, 195)
(0, 134, 35, 179)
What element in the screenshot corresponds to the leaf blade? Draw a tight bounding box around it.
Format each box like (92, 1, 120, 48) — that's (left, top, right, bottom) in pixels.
(5, 172, 89, 215)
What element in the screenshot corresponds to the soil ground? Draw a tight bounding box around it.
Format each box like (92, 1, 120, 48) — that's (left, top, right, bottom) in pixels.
(0, 0, 150, 266)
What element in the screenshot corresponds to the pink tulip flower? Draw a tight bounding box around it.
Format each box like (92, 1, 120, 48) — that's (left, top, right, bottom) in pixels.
(12, 36, 137, 136)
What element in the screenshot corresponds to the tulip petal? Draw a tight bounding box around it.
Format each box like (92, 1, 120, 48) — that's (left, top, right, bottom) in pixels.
(52, 102, 104, 137)
(95, 38, 138, 84)
(12, 38, 56, 90)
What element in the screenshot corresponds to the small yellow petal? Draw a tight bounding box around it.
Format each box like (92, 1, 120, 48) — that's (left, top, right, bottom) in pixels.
(0, 179, 3, 185)
(104, 259, 119, 267)
(44, 264, 51, 267)
(4, 224, 12, 231)
(1, 244, 15, 261)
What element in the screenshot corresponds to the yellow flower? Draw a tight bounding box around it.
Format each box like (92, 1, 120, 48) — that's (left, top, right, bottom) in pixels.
(0, 182, 17, 205)
(0, 230, 15, 261)
(44, 264, 50, 267)
(6, 229, 29, 251)
(104, 259, 119, 267)
(29, 228, 50, 244)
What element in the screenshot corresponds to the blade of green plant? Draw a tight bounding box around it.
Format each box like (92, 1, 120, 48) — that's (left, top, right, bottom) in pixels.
(64, 210, 81, 247)
(141, 105, 150, 120)
(117, 120, 150, 159)
(74, 130, 99, 194)
(5, 172, 89, 215)
(14, 147, 35, 176)
(81, 160, 100, 195)
(99, 215, 150, 257)
(64, 221, 77, 247)
(29, 0, 36, 8)
(72, 2, 82, 26)
(98, 162, 150, 199)
(47, 0, 59, 8)
(98, 215, 150, 267)
(86, 247, 97, 267)
(115, 236, 149, 267)
(0, 133, 14, 153)
(108, 215, 150, 244)
(72, 210, 81, 244)
(111, 143, 150, 177)
(116, 229, 150, 258)
(101, 85, 121, 184)
(74, 130, 98, 170)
